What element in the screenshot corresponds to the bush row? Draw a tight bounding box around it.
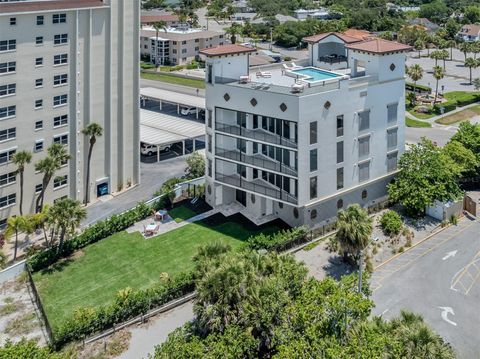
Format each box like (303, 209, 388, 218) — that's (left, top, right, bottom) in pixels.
(406, 82, 431, 93)
(433, 100, 457, 114)
(52, 272, 194, 349)
(246, 226, 309, 252)
(444, 91, 480, 107)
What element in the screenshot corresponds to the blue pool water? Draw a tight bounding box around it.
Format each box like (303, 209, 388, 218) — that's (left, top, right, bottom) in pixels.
(292, 68, 341, 82)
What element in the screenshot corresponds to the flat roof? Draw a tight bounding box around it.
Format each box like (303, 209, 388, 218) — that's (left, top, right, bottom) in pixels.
(140, 109, 205, 146)
(141, 87, 205, 109)
(0, 0, 106, 14)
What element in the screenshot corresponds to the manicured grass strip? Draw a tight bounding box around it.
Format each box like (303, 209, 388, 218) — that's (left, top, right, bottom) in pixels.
(141, 71, 205, 89)
(33, 215, 283, 330)
(168, 205, 198, 223)
(435, 105, 480, 125)
(405, 117, 432, 128)
(407, 110, 435, 120)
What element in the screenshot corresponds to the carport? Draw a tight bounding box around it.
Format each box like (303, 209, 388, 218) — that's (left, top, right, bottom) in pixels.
(140, 109, 205, 162)
(140, 87, 206, 119)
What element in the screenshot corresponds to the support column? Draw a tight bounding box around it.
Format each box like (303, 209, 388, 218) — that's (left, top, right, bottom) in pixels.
(196, 107, 199, 119)
(182, 140, 185, 155)
(159, 100, 162, 110)
(157, 146, 160, 162)
(177, 104, 180, 114)
(193, 138, 196, 152)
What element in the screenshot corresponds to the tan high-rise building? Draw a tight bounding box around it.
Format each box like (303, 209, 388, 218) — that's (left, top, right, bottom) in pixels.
(0, 0, 140, 226)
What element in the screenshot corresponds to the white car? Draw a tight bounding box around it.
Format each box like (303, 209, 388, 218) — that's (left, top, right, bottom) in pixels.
(140, 142, 170, 156)
(180, 107, 197, 116)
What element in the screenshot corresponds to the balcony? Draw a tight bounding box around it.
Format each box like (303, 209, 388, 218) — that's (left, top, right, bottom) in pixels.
(216, 173, 297, 205)
(215, 148, 297, 177)
(215, 122, 297, 149)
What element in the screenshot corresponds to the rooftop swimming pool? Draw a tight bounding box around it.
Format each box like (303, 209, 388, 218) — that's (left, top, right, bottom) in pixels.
(291, 67, 342, 82)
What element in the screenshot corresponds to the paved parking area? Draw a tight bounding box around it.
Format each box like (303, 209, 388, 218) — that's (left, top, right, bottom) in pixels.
(372, 217, 480, 359)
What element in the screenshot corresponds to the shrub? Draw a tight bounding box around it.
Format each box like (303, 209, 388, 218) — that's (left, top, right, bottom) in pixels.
(450, 214, 458, 225)
(433, 100, 457, 114)
(140, 61, 155, 70)
(406, 82, 431, 93)
(380, 210, 403, 237)
(444, 91, 480, 106)
(0, 250, 6, 269)
(246, 226, 308, 252)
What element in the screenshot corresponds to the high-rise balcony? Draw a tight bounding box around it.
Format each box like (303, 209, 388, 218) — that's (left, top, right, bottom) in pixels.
(215, 172, 298, 205)
(215, 148, 297, 177)
(215, 121, 297, 149)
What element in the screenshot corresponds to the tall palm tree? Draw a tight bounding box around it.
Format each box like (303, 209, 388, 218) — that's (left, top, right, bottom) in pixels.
(152, 21, 167, 68)
(82, 123, 103, 205)
(35, 144, 70, 212)
(465, 57, 478, 84)
(432, 66, 445, 105)
(336, 204, 372, 293)
(414, 39, 424, 58)
(447, 40, 456, 61)
(47, 198, 86, 252)
(225, 22, 242, 44)
(429, 50, 441, 67)
(31, 205, 50, 247)
(5, 215, 32, 261)
(439, 49, 449, 70)
(408, 64, 423, 96)
(459, 41, 471, 61)
(12, 150, 32, 215)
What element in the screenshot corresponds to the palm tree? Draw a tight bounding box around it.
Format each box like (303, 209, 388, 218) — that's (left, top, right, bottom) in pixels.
(439, 49, 449, 70)
(31, 205, 50, 247)
(82, 123, 103, 205)
(447, 40, 456, 61)
(459, 41, 471, 61)
(12, 150, 32, 215)
(429, 50, 442, 67)
(225, 22, 242, 44)
(152, 21, 167, 68)
(47, 198, 86, 252)
(432, 65, 445, 105)
(35, 144, 70, 212)
(5, 215, 32, 261)
(408, 64, 423, 96)
(414, 39, 424, 58)
(336, 204, 373, 293)
(465, 57, 478, 84)
(472, 41, 480, 60)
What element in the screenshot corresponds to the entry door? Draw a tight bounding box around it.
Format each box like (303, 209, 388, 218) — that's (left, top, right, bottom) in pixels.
(236, 189, 246, 207)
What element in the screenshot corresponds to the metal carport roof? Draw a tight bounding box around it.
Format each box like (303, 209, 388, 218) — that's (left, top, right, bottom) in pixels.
(140, 87, 205, 109)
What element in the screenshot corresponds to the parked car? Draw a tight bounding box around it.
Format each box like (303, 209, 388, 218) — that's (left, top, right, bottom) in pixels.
(140, 142, 170, 156)
(181, 107, 197, 116)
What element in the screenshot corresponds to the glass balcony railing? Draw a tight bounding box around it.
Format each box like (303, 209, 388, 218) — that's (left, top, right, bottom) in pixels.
(215, 148, 297, 177)
(215, 173, 297, 205)
(215, 122, 297, 149)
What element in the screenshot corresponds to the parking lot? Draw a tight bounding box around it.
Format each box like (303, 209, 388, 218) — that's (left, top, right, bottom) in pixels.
(372, 217, 480, 359)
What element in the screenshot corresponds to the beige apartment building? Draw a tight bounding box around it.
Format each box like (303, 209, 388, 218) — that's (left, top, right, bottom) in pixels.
(140, 27, 225, 65)
(0, 0, 140, 227)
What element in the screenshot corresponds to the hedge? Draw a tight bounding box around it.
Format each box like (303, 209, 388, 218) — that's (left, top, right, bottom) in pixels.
(52, 272, 194, 349)
(444, 91, 480, 107)
(246, 226, 309, 252)
(433, 100, 457, 115)
(406, 82, 431, 93)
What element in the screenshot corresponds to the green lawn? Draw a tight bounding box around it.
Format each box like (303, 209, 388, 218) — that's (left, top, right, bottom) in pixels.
(33, 214, 284, 330)
(169, 205, 198, 223)
(141, 71, 205, 89)
(405, 117, 432, 128)
(443, 91, 480, 104)
(407, 110, 435, 120)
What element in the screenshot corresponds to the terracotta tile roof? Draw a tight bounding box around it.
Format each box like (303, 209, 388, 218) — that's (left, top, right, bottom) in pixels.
(303, 32, 362, 44)
(343, 28, 373, 40)
(141, 15, 180, 23)
(0, 0, 105, 14)
(346, 38, 412, 54)
(200, 44, 256, 57)
(458, 24, 480, 35)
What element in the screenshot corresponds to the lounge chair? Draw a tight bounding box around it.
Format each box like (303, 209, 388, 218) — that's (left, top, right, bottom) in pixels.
(291, 62, 300, 69)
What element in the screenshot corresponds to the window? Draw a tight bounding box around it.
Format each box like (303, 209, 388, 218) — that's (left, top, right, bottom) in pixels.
(53, 175, 68, 188)
(35, 184, 43, 193)
(53, 114, 68, 127)
(0, 83, 16, 97)
(387, 103, 398, 123)
(358, 110, 370, 131)
(54, 54, 68, 65)
(207, 159, 212, 177)
(207, 109, 212, 127)
(181, 49, 187, 54)
(195, 39, 200, 43)
(310, 176, 317, 199)
(53, 134, 68, 145)
(0, 219, 6, 230)
(0, 128, 15, 141)
(182, 57, 187, 62)
(309, 121, 317, 144)
(35, 57, 43, 66)
(0, 149, 15, 164)
(336, 141, 344, 164)
(35, 99, 43, 109)
(195, 47, 199, 51)
(172, 49, 177, 54)
(181, 40, 187, 45)
(34, 140, 44, 152)
(0, 62, 16, 74)
(172, 41, 177, 45)
(337, 167, 344, 190)
(387, 128, 398, 150)
(35, 78, 43, 88)
(36, 36, 44, 45)
(362, 189, 368, 199)
(337, 199, 343, 209)
(0, 40, 16, 52)
(387, 152, 398, 172)
(311, 209, 317, 220)
(35, 120, 43, 130)
(0, 106, 16, 119)
(0, 193, 15, 208)
(53, 74, 68, 86)
(53, 94, 68, 107)
(358, 136, 370, 158)
(10, 18, 16, 26)
(310, 149, 317, 172)
(54, 34, 68, 45)
(207, 134, 212, 153)
(37, 15, 44, 25)
(337, 115, 344, 137)
(207, 64, 212, 84)
(359, 161, 370, 182)
(0, 172, 16, 186)
(53, 13, 67, 24)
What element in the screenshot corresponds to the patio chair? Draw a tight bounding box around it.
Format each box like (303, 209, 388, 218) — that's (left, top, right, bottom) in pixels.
(291, 62, 300, 69)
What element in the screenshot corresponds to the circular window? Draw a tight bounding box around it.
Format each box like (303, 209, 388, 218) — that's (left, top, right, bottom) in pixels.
(279, 202, 283, 209)
(293, 208, 299, 218)
(251, 194, 255, 203)
(310, 209, 317, 220)
(337, 199, 343, 209)
(207, 185, 212, 195)
(361, 190, 368, 199)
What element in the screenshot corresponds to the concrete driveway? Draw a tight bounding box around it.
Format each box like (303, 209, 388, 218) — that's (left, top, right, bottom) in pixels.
(372, 217, 480, 359)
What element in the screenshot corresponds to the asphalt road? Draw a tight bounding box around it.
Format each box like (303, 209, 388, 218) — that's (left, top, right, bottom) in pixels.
(405, 125, 457, 147)
(372, 217, 480, 359)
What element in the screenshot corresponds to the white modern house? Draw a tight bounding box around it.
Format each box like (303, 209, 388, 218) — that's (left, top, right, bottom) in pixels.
(200, 35, 411, 228)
